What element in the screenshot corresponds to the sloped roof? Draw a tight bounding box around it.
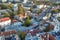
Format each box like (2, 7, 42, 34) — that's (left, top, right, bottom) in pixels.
(0, 17, 11, 22)
(18, 14, 24, 18)
(0, 30, 16, 36)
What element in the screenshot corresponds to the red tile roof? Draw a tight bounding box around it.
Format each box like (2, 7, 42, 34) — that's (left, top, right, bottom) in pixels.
(0, 30, 16, 36)
(12, 19, 17, 22)
(0, 17, 11, 22)
(18, 14, 24, 18)
(49, 34, 56, 40)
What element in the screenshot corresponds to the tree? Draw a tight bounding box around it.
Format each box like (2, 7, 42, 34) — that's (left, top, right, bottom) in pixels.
(17, 31, 25, 40)
(14, 12, 18, 16)
(5, 13, 10, 17)
(8, 2, 12, 10)
(51, 9, 58, 13)
(36, 10, 41, 14)
(43, 26, 50, 32)
(23, 16, 32, 27)
(0, 3, 8, 9)
(10, 12, 15, 19)
(18, 4, 24, 14)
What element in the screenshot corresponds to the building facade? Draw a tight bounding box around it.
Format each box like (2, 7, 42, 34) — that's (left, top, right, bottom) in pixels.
(0, 30, 20, 40)
(49, 0, 60, 3)
(0, 17, 11, 27)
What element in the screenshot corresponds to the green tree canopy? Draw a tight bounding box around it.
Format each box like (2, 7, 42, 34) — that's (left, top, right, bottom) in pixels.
(0, 3, 8, 9)
(36, 10, 41, 14)
(4, 13, 10, 17)
(8, 2, 13, 10)
(23, 16, 32, 27)
(43, 26, 50, 32)
(17, 31, 25, 40)
(18, 4, 24, 14)
(51, 9, 58, 13)
(14, 12, 18, 16)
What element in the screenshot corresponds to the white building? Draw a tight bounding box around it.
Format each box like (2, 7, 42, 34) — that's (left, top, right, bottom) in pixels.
(53, 18, 60, 32)
(15, 35, 20, 40)
(43, 16, 48, 20)
(43, 13, 51, 20)
(2, 0, 7, 2)
(23, 0, 28, 3)
(0, 36, 5, 40)
(0, 17, 11, 27)
(37, 5, 47, 9)
(57, 13, 60, 17)
(13, 4, 18, 11)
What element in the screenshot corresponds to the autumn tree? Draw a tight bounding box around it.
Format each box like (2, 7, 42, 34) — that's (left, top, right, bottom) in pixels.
(18, 4, 24, 14)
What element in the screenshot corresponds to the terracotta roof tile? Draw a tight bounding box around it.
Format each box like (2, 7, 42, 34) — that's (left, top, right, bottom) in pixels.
(0, 17, 11, 22)
(18, 14, 24, 18)
(0, 30, 16, 36)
